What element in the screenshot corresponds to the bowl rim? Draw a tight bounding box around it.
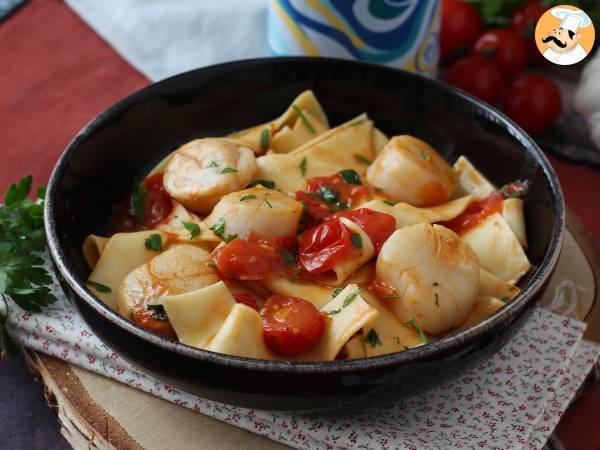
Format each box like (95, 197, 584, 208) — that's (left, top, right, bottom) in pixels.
(44, 56, 565, 374)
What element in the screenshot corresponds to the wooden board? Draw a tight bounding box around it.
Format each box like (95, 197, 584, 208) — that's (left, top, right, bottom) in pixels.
(21, 212, 600, 450)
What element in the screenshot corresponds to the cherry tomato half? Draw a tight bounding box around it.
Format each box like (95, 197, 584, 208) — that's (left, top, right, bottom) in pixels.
(472, 29, 529, 80)
(440, 0, 483, 63)
(330, 208, 396, 253)
(213, 239, 282, 280)
(233, 293, 260, 311)
(295, 191, 334, 230)
(439, 192, 504, 235)
(305, 173, 370, 208)
(132, 308, 178, 340)
(502, 75, 561, 135)
(261, 295, 324, 356)
(297, 218, 356, 274)
(444, 57, 505, 105)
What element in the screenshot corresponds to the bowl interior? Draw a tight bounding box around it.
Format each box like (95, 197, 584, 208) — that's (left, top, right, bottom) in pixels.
(47, 57, 562, 364)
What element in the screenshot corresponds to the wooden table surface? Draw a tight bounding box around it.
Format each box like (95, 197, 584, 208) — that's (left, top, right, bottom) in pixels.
(0, 1, 599, 449)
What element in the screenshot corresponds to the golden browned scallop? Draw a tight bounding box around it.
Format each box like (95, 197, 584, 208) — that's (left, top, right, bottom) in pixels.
(205, 187, 303, 239)
(366, 136, 457, 206)
(118, 244, 219, 318)
(163, 138, 258, 215)
(376, 223, 479, 334)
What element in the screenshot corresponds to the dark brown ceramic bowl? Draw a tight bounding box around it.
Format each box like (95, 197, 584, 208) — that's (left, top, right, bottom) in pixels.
(44, 57, 564, 411)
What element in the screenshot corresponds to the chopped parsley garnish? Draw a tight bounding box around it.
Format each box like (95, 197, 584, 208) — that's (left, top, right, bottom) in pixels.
(420, 150, 430, 160)
(339, 169, 361, 185)
(221, 167, 238, 174)
(433, 281, 439, 286)
(210, 218, 236, 242)
(0, 176, 58, 356)
(264, 198, 273, 209)
(224, 234, 237, 243)
(500, 296, 509, 302)
(260, 128, 270, 149)
(354, 154, 372, 165)
(405, 318, 429, 344)
(144, 233, 163, 251)
(281, 249, 296, 266)
(130, 180, 146, 221)
(292, 104, 315, 134)
(300, 157, 307, 177)
(248, 179, 276, 189)
(342, 289, 362, 308)
(434, 293, 440, 307)
(147, 304, 168, 321)
(327, 308, 342, 316)
(379, 295, 399, 299)
(207, 260, 217, 268)
(86, 280, 112, 293)
(332, 288, 343, 298)
(382, 200, 395, 206)
(317, 185, 339, 204)
(240, 195, 257, 202)
(364, 329, 382, 348)
(182, 221, 201, 239)
(207, 161, 220, 168)
(350, 233, 363, 249)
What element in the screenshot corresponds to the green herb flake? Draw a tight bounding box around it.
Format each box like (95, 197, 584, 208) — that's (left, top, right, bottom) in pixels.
(260, 128, 270, 149)
(379, 295, 399, 300)
(350, 233, 363, 249)
(354, 154, 372, 165)
(364, 329, 382, 348)
(147, 304, 168, 321)
(248, 179, 276, 189)
(500, 296, 509, 302)
(86, 280, 112, 293)
(327, 308, 342, 316)
(299, 157, 308, 177)
(420, 150, 430, 160)
(317, 186, 339, 204)
(264, 198, 273, 209)
(332, 288, 343, 298)
(342, 289, 362, 308)
(434, 293, 440, 308)
(207, 161, 220, 168)
(508, 286, 517, 292)
(281, 249, 296, 266)
(144, 233, 163, 251)
(339, 169, 362, 185)
(207, 260, 217, 268)
(288, 277, 297, 284)
(433, 281, 439, 286)
(182, 221, 201, 239)
(405, 318, 429, 344)
(130, 180, 146, 221)
(224, 234, 238, 243)
(240, 195, 257, 202)
(292, 104, 316, 134)
(210, 218, 226, 239)
(221, 167, 238, 174)
(382, 200, 395, 206)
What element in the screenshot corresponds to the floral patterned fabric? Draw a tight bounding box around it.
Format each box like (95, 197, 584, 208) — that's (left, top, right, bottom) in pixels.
(2, 256, 599, 450)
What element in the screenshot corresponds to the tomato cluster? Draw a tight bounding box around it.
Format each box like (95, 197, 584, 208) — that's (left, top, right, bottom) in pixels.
(441, 0, 561, 135)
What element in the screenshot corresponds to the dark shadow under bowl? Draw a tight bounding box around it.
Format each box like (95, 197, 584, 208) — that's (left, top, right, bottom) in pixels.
(44, 57, 564, 411)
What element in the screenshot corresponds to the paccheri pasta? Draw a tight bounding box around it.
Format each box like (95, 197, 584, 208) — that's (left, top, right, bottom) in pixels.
(84, 90, 531, 361)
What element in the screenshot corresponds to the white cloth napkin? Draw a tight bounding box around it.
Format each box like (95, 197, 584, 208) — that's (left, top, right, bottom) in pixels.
(3, 254, 599, 450)
(65, 0, 268, 81)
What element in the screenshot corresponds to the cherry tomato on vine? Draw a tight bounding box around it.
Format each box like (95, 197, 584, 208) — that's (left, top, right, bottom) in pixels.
(440, 0, 483, 63)
(471, 29, 528, 79)
(510, 1, 547, 62)
(444, 57, 504, 105)
(502, 75, 561, 135)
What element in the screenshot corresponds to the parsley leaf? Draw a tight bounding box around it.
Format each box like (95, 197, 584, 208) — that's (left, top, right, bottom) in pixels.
(300, 157, 307, 177)
(317, 186, 339, 204)
(147, 304, 168, 321)
(292, 104, 316, 134)
(86, 280, 112, 293)
(342, 289, 362, 308)
(207, 161, 220, 168)
(221, 167, 238, 174)
(331, 288, 343, 298)
(210, 218, 226, 238)
(364, 329, 382, 347)
(281, 249, 296, 266)
(144, 233, 163, 251)
(405, 318, 429, 344)
(382, 200, 395, 206)
(130, 180, 146, 221)
(264, 198, 273, 208)
(248, 179, 276, 189)
(354, 154, 372, 165)
(327, 308, 342, 316)
(0, 176, 58, 356)
(260, 128, 270, 150)
(434, 292, 439, 307)
(339, 169, 361, 185)
(350, 233, 362, 249)
(240, 195, 257, 202)
(420, 150, 430, 160)
(379, 295, 399, 299)
(182, 221, 201, 239)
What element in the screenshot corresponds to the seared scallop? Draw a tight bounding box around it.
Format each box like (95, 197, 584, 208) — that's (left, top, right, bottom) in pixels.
(163, 138, 258, 215)
(366, 136, 456, 206)
(376, 223, 479, 334)
(205, 187, 303, 239)
(118, 244, 219, 318)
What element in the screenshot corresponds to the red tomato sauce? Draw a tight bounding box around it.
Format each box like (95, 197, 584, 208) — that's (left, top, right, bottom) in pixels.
(108, 173, 174, 234)
(439, 192, 504, 234)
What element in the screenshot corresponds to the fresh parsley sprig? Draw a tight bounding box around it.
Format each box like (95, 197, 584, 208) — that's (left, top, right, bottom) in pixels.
(0, 176, 57, 357)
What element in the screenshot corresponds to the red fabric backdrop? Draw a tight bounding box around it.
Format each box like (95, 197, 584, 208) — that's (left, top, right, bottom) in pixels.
(0, 1, 598, 448)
